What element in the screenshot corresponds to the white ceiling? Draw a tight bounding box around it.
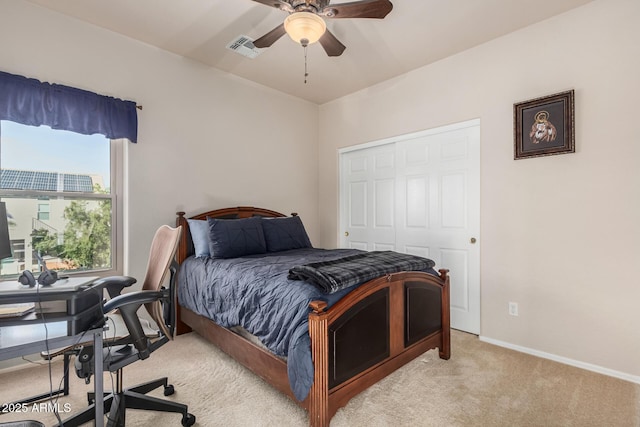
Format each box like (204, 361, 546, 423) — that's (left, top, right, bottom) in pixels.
(25, 0, 593, 104)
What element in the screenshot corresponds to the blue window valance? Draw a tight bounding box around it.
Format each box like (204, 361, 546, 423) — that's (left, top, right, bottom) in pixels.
(0, 70, 138, 143)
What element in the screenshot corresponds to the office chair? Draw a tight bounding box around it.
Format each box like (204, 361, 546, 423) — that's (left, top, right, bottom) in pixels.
(60, 225, 195, 427)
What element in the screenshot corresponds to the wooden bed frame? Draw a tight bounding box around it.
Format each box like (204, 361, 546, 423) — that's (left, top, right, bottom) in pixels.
(175, 207, 450, 427)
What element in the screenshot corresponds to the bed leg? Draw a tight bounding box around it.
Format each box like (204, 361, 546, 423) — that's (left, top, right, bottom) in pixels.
(175, 305, 192, 335)
(309, 301, 330, 427)
(439, 269, 451, 360)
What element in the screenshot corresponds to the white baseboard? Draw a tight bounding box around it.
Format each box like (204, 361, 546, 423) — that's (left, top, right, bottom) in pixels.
(479, 335, 640, 385)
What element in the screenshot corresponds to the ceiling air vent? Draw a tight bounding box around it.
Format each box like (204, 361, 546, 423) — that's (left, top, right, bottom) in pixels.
(226, 35, 263, 59)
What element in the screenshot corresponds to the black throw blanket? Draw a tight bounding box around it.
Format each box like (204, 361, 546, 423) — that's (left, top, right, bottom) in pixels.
(288, 251, 436, 294)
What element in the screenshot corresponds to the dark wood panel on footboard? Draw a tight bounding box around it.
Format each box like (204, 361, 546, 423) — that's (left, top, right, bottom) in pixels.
(175, 207, 450, 427)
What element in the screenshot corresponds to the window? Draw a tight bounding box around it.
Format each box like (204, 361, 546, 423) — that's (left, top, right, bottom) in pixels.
(0, 70, 136, 279)
(10, 240, 25, 262)
(0, 120, 123, 279)
(37, 203, 50, 221)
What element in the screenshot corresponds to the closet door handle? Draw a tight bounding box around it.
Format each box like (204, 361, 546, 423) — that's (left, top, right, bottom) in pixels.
(344, 231, 349, 237)
(470, 237, 477, 244)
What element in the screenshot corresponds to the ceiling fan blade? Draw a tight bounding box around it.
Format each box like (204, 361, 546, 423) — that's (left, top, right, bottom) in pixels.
(250, 0, 294, 13)
(253, 23, 287, 48)
(320, 0, 393, 19)
(319, 29, 346, 57)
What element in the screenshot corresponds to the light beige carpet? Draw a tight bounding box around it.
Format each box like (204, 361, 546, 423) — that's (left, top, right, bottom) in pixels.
(1, 330, 638, 426)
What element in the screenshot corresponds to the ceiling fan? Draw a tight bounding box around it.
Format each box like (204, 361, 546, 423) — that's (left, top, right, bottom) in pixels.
(251, 0, 394, 57)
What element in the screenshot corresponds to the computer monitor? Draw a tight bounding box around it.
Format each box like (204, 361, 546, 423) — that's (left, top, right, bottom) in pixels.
(0, 201, 12, 260)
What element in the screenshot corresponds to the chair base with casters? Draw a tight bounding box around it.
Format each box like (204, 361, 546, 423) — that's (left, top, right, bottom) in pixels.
(61, 362, 195, 427)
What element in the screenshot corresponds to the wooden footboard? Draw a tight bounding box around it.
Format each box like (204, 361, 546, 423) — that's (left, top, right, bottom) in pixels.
(308, 270, 450, 426)
(175, 208, 450, 427)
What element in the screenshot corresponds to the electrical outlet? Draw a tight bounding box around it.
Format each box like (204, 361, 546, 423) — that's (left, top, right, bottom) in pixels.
(508, 302, 519, 316)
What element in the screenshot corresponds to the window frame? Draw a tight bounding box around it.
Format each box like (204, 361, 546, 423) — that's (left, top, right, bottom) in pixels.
(0, 131, 124, 278)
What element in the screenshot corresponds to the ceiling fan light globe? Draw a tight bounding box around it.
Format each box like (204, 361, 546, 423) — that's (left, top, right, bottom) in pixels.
(284, 12, 326, 45)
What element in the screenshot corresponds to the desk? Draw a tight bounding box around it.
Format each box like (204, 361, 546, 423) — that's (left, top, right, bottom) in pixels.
(0, 277, 106, 427)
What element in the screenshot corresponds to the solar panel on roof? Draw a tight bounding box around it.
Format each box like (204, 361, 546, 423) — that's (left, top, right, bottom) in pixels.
(0, 169, 94, 192)
(62, 174, 93, 192)
(77, 175, 93, 192)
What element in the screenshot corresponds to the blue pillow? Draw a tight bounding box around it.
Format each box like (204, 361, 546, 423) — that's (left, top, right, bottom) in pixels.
(187, 219, 210, 258)
(207, 216, 267, 259)
(261, 216, 313, 252)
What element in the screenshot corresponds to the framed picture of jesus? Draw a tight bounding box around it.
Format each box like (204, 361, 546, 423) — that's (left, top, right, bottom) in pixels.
(514, 90, 575, 160)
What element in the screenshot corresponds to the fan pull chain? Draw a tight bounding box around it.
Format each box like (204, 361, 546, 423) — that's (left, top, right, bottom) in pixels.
(303, 44, 309, 84)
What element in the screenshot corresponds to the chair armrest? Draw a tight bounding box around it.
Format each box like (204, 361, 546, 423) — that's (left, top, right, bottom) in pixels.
(103, 290, 167, 313)
(103, 289, 168, 360)
(94, 276, 137, 299)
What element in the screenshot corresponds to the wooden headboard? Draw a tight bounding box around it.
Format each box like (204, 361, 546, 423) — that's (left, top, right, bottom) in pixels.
(175, 206, 289, 264)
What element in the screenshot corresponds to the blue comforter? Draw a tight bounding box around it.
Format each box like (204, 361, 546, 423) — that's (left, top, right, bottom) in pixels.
(177, 247, 435, 401)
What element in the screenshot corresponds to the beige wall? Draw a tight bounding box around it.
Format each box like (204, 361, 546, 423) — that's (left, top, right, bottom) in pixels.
(0, 0, 319, 284)
(318, 0, 639, 380)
